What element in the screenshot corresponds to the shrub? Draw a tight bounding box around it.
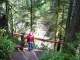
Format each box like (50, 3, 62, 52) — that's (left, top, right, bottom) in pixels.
(0, 29, 15, 60)
(39, 49, 80, 60)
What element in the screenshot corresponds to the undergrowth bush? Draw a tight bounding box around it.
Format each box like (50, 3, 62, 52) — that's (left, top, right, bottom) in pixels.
(0, 29, 16, 60)
(39, 49, 80, 60)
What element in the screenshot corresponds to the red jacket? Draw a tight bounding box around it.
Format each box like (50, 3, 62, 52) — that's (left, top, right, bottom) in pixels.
(26, 34, 34, 42)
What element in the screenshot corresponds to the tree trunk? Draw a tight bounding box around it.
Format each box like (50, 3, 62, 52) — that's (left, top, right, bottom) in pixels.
(0, 1, 8, 30)
(65, 0, 74, 42)
(5, 0, 9, 31)
(64, 0, 80, 55)
(66, 0, 80, 41)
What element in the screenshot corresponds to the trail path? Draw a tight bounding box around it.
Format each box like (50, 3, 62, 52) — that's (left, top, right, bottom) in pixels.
(11, 48, 43, 60)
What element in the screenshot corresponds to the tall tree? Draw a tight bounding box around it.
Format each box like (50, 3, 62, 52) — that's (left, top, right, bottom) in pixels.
(66, 0, 80, 41)
(65, 0, 80, 54)
(65, 0, 74, 41)
(0, 0, 8, 30)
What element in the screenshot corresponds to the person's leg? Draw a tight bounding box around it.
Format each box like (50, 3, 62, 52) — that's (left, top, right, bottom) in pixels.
(31, 42, 35, 50)
(31, 43, 34, 50)
(28, 43, 30, 51)
(28, 42, 32, 51)
(31, 43, 33, 50)
(28, 42, 35, 51)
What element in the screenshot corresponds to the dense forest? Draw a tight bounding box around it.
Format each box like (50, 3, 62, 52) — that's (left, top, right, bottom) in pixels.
(0, 0, 80, 60)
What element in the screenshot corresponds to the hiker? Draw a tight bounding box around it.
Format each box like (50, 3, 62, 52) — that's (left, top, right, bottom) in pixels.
(26, 32, 34, 51)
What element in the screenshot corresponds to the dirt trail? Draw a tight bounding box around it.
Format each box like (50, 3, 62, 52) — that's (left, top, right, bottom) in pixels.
(11, 49, 43, 60)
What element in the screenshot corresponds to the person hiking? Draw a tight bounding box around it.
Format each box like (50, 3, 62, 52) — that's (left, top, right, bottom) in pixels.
(26, 32, 34, 51)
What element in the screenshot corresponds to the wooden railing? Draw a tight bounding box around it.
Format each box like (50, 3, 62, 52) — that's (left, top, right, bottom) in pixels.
(13, 32, 64, 52)
(35, 37, 64, 52)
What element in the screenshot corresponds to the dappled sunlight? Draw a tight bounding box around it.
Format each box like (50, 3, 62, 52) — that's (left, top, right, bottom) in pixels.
(0, 0, 79, 60)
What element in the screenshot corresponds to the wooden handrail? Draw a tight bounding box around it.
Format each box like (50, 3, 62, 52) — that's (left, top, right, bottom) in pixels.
(13, 32, 64, 44)
(35, 37, 64, 44)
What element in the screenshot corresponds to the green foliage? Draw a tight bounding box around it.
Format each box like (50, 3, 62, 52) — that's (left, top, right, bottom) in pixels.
(40, 50, 64, 60)
(0, 0, 6, 3)
(76, 33, 80, 41)
(0, 29, 15, 60)
(39, 49, 80, 60)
